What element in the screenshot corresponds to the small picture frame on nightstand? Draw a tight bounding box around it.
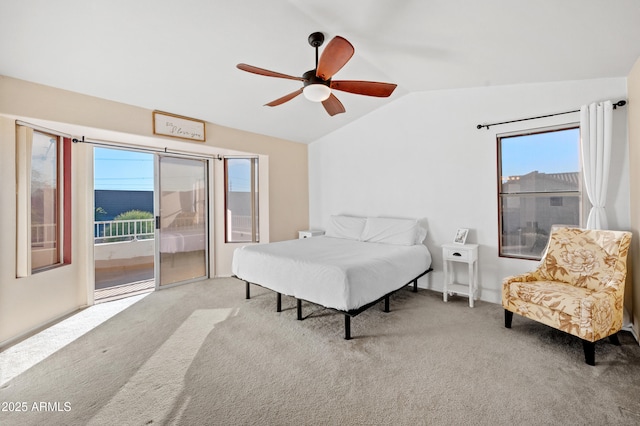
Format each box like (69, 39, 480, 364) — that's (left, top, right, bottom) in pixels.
(454, 228, 469, 244)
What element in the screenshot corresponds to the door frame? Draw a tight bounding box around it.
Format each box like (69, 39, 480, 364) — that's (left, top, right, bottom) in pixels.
(93, 145, 156, 301)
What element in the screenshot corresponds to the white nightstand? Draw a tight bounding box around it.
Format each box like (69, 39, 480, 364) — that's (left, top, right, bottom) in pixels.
(298, 229, 325, 239)
(442, 243, 479, 307)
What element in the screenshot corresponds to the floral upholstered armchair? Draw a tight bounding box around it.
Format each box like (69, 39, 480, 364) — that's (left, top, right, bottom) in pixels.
(502, 226, 631, 365)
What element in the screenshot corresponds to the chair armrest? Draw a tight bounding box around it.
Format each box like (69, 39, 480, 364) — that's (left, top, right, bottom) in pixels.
(502, 271, 539, 285)
(502, 271, 539, 308)
(589, 270, 627, 298)
(580, 273, 626, 340)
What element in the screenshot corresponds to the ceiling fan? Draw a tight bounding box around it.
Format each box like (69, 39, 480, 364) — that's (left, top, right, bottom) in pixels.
(236, 32, 397, 116)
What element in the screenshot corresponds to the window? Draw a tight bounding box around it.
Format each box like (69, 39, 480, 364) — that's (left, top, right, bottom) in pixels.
(224, 157, 259, 243)
(16, 125, 71, 275)
(498, 125, 581, 260)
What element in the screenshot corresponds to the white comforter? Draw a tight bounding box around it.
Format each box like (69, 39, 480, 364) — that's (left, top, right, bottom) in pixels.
(232, 236, 432, 311)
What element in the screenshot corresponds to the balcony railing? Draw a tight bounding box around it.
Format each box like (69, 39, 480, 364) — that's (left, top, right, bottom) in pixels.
(226, 213, 258, 242)
(94, 215, 255, 244)
(95, 219, 155, 244)
(31, 223, 57, 246)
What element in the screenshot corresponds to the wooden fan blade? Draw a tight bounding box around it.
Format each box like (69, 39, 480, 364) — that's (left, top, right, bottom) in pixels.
(330, 80, 397, 97)
(265, 88, 303, 107)
(321, 93, 346, 116)
(237, 63, 305, 81)
(316, 36, 354, 80)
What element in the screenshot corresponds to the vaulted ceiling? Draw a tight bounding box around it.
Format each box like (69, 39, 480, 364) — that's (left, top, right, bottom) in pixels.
(1, 1, 639, 144)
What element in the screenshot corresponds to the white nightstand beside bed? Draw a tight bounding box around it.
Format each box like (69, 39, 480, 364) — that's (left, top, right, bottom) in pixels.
(298, 229, 325, 239)
(442, 243, 479, 307)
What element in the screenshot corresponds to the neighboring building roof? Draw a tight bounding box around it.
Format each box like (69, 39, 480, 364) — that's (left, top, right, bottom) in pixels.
(503, 171, 580, 192)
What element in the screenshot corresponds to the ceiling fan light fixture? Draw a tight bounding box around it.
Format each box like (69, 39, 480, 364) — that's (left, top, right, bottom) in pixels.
(303, 83, 331, 102)
(237, 33, 391, 116)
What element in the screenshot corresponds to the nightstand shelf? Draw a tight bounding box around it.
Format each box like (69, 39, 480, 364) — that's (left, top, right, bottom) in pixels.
(442, 243, 479, 307)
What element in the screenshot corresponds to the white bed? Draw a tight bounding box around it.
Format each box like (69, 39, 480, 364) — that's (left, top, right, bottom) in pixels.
(232, 216, 432, 338)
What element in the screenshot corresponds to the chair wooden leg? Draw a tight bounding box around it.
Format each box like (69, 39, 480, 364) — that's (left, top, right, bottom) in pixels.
(582, 340, 595, 366)
(504, 310, 513, 328)
(609, 333, 621, 346)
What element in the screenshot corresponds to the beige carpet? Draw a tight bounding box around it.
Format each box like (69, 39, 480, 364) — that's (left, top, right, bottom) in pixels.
(2, 277, 640, 425)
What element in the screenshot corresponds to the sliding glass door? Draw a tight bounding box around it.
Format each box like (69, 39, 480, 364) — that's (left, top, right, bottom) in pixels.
(155, 155, 209, 288)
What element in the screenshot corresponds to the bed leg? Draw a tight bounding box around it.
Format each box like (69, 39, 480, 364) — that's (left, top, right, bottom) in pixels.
(297, 299, 302, 320)
(277, 293, 282, 312)
(345, 315, 351, 340)
(413, 279, 418, 293)
(245, 281, 250, 299)
(384, 295, 390, 313)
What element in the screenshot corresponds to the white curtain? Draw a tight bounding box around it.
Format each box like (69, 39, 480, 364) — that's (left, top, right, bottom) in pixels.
(580, 100, 613, 230)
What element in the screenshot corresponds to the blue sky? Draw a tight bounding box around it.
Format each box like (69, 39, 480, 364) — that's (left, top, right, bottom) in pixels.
(500, 128, 580, 178)
(226, 159, 252, 192)
(94, 148, 154, 191)
(94, 148, 252, 192)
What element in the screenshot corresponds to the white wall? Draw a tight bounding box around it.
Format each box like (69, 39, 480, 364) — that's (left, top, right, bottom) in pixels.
(309, 78, 630, 304)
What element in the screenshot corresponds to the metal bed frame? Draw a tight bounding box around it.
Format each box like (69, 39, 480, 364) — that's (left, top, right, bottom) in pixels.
(236, 268, 432, 340)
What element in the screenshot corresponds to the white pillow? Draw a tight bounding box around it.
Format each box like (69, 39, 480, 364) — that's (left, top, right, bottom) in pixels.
(324, 215, 367, 240)
(361, 217, 420, 246)
(415, 225, 428, 244)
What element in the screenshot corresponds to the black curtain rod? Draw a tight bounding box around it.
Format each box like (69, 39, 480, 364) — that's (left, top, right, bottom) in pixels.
(71, 136, 223, 160)
(476, 99, 627, 130)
